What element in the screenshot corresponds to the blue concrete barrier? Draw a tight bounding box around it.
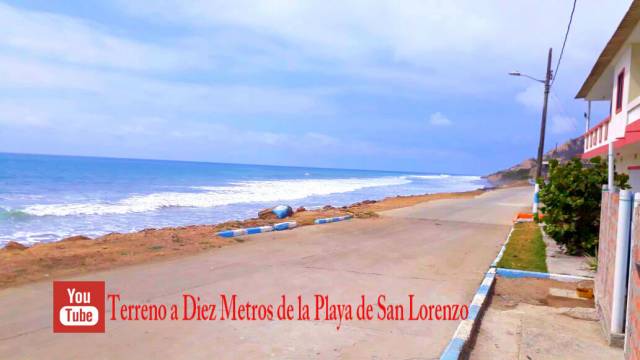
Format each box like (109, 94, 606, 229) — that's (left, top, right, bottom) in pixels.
(217, 221, 299, 237)
(217, 225, 273, 238)
(273, 221, 297, 231)
(314, 215, 353, 225)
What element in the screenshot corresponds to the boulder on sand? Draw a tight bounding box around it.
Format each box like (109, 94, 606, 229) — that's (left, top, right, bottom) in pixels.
(295, 206, 306, 213)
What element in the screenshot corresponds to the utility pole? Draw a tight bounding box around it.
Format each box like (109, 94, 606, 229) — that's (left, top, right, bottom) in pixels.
(536, 48, 553, 179)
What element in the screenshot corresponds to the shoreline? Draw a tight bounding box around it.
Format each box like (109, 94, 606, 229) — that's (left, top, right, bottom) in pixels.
(0, 188, 488, 289)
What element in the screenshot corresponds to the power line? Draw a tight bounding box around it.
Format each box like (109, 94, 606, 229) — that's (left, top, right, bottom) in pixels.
(551, 0, 578, 87)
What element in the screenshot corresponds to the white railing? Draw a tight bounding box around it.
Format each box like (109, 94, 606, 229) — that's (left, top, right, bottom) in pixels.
(584, 116, 611, 153)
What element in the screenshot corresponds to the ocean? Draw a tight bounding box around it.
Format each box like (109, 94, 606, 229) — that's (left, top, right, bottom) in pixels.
(0, 153, 487, 246)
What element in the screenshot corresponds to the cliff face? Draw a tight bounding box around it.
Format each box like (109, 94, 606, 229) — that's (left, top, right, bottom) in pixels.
(485, 137, 584, 185)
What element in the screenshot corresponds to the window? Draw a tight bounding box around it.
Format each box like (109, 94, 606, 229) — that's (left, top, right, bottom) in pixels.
(616, 69, 625, 113)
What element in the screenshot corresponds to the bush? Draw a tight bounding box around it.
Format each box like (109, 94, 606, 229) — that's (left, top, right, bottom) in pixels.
(538, 157, 629, 255)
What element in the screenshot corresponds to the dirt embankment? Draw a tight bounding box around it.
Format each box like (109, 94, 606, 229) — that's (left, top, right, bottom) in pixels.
(0, 189, 485, 289)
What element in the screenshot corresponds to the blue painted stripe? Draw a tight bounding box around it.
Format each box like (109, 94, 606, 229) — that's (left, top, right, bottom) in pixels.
(440, 337, 465, 360)
(314, 215, 353, 225)
(274, 222, 296, 231)
(217, 230, 235, 238)
(468, 304, 481, 321)
(477, 284, 491, 296)
(217, 226, 270, 238)
(273, 223, 289, 231)
(246, 227, 263, 235)
(496, 268, 550, 279)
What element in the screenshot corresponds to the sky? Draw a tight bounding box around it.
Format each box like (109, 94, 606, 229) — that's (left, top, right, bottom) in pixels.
(0, 1, 633, 174)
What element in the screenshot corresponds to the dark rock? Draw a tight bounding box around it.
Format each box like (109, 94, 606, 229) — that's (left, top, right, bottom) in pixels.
(295, 206, 307, 212)
(258, 207, 278, 220)
(4, 241, 27, 250)
(60, 235, 92, 242)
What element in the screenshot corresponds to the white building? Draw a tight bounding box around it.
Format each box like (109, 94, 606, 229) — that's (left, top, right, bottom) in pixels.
(579, 1, 640, 190)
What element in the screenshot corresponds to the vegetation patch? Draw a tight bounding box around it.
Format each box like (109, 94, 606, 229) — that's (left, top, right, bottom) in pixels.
(498, 222, 548, 273)
(538, 157, 629, 255)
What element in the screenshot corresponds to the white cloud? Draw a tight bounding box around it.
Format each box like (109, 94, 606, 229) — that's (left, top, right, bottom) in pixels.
(515, 84, 544, 111)
(114, 1, 628, 69)
(0, 2, 203, 71)
(429, 112, 452, 126)
(550, 115, 577, 135)
(0, 54, 329, 116)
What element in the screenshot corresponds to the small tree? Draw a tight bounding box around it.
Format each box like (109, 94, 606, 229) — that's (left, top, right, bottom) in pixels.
(538, 157, 629, 255)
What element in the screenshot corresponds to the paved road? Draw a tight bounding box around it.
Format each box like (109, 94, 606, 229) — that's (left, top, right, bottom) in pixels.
(0, 187, 531, 359)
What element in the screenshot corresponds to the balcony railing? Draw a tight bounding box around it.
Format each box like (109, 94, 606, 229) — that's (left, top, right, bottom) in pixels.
(584, 116, 611, 153)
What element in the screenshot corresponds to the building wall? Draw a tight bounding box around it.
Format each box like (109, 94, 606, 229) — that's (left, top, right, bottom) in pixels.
(597, 190, 619, 337)
(627, 203, 640, 359)
(615, 144, 640, 191)
(611, 46, 632, 140)
(630, 45, 640, 101)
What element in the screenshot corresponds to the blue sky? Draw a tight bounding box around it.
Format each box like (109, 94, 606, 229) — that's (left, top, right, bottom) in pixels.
(0, 1, 632, 174)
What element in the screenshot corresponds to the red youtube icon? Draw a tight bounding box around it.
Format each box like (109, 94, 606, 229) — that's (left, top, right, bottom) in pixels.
(53, 281, 105, 333)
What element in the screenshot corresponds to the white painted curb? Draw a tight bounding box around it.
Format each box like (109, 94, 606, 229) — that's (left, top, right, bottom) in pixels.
(314, 215, 353, 224)
(440, 268, 496, 360)
(217, 225, 273, 238)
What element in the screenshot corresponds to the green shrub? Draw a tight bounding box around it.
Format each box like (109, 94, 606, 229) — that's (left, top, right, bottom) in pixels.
(538, 157, 629, 255)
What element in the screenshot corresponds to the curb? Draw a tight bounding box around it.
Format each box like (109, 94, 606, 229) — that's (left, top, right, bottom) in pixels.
(314, 215, 353, 225)
(490, 227, 514, 268)
(440, 221, 596, 359)
(217, 221, 297, 238)
(217, 225, 273, 238)
(218, 212, 356, 238)
(273, 221, 297, 231)
(495, 268, 593, 282)
(440, 268, 496, 360)
(441, 224, 514, 359)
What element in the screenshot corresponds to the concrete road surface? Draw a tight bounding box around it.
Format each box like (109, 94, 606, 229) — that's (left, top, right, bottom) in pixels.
(0, 186, 531, 359)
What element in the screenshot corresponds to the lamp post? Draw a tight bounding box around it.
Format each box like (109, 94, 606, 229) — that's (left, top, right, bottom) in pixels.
(510, 48, 553, 179)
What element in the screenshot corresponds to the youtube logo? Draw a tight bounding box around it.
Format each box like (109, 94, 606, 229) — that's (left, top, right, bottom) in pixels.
(53, 281, 105, 333)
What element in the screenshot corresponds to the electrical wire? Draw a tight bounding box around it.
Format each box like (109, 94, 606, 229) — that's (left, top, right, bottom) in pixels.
(551, 0, 578, 86)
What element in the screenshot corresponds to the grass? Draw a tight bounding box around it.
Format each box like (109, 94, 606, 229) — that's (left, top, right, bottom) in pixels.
(497, 222, 548, 273)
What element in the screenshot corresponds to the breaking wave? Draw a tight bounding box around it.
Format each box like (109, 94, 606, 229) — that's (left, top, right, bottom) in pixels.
(21, 176, 415, 217)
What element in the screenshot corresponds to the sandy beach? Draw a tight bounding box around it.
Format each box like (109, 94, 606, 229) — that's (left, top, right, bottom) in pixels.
(0, 188, 487, 289)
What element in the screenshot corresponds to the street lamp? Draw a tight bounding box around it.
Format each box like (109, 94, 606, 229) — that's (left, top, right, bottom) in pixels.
(509, 48, 553, 179)
(508, 71, 545, 83)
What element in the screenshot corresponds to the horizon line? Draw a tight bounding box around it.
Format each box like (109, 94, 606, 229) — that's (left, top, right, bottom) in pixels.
(0, 150, 480, 177)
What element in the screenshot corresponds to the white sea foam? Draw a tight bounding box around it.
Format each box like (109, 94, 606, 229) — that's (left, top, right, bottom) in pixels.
(406, 174, 482, 181)
(22, 176, 414, 217)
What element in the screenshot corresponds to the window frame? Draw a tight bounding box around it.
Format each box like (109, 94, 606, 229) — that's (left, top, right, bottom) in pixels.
(616, 68, 625, 114)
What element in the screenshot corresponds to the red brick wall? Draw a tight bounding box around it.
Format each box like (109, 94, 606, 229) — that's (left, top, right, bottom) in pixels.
(596, 190, 619, 337)
(626, 206, 640, 359)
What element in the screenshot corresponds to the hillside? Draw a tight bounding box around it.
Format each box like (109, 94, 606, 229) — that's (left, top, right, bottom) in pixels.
(485, 137, 584, 185)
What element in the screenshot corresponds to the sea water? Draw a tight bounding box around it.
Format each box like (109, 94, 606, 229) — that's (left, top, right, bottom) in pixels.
(0, 153, 487, 245)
